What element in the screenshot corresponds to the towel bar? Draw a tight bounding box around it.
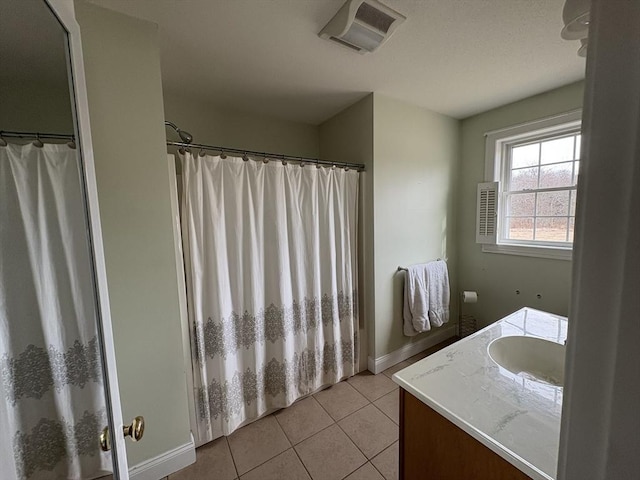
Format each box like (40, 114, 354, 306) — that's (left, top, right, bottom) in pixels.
(397, 258, 446, 272)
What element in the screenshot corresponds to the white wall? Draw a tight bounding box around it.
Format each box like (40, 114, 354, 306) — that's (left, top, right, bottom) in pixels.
(458, 81, 584, 327)
(163, 93, 319, 159)
(75, 1, 192, 467)
(319, 94, 374, 367)
(372, 94, 460, 358)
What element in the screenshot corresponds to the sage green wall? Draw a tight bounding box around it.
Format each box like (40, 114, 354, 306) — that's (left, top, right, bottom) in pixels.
(0, 0, 73, 134)
(372, 94, 460, 358)
(458, 81, 585, 327)
(75, 1, 192, 466)
(320, 94, 460, 362)
(0, 79, 73, 133)
(163, 93, 319, 158)
(319, 94, 374, 366)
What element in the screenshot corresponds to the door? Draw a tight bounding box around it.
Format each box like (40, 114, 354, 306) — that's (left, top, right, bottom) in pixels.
(0, 0, 129, 478)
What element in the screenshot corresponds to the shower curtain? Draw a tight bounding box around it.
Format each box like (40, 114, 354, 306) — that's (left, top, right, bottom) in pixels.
(180, 152, 359, 443)
(0, 143, 111, 480)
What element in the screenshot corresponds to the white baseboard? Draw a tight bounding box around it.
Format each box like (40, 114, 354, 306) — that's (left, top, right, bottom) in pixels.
(367, 324, 458, 374)
(129, 433, 196, 480)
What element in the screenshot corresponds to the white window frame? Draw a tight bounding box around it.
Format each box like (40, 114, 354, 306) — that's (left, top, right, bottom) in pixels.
(483, 109, 582, 261)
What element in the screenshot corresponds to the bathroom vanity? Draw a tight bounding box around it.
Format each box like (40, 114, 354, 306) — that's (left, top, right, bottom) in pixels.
(393, 308, 567, 480)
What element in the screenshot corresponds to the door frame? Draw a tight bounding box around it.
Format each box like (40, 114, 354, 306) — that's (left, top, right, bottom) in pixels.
(46, 1, 129, 477)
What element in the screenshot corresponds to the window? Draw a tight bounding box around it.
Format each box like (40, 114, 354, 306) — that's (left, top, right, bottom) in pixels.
(480, 110, 582, 260)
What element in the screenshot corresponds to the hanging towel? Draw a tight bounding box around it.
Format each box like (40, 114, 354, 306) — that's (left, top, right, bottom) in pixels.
(426, 260, 450, 328)
(403, 260, 450, 336)
(403, 264, 430, 336)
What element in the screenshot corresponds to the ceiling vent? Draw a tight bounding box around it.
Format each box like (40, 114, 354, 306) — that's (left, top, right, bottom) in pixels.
(319, 0, 406, 54)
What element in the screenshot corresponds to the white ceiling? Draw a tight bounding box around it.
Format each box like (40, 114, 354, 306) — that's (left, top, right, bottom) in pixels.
(90, 0, 585, 125)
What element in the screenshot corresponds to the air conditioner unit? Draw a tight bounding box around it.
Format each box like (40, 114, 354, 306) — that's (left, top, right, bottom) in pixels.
(319, 0, 406, 54)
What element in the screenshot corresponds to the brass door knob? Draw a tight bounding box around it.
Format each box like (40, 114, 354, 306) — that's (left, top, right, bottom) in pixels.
(123, 416, 145, 442)
(100, 426, 111, 452)
(99, 416, 145, 452)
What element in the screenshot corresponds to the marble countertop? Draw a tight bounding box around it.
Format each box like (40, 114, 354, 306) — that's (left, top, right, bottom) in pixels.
(392, 307, 567, 480)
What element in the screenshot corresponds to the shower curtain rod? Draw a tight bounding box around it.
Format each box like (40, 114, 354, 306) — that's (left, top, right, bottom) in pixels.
(0, 130, 75, 141)
(167, 141, 366, 172)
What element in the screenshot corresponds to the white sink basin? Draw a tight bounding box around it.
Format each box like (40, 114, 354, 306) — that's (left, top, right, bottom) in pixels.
(488, 336, 565, 386)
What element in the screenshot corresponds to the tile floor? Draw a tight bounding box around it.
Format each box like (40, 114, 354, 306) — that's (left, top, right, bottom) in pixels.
(169, 338, 457, 480)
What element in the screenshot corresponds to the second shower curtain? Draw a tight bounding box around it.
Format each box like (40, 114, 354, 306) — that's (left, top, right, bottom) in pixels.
(180, 152, 359, 443)
(0, 144, 110, 480)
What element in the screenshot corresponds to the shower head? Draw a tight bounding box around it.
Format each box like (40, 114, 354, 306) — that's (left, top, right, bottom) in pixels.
(165, 121, 193, 144)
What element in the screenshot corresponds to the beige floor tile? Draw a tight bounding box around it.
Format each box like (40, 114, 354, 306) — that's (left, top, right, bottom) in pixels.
(295, 424, 366, 480)
(382, 361, 411, 378)
(275, 396, 334, 445)
(240, 449, 310, 480)
(344, 462, 385, 480)
(169, 437, 237, 480)
(371, 442, 399, 480)
(338, 404, 398, 459)
(228, 415, 290, 476)
(374, 390, 399, 425)
(347, 372, 397, 402)
(313, 381, 369, 421)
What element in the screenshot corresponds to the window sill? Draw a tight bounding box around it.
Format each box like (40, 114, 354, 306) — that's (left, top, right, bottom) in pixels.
(482, 243, 573, 261)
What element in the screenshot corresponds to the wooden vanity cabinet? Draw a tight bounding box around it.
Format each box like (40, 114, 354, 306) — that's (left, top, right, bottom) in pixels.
(399, 388, 532, 480)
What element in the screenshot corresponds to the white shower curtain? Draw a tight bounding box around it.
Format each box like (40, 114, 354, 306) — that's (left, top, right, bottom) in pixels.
(0, 143, 111, 480)
(180, 153, 359, 443)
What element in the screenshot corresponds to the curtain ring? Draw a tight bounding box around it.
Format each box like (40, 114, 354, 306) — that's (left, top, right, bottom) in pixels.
(198, 148, 206, 157)
(67, 140, 76, 149)
(242, 153, 249, 162)
(300, 162, 305, 168)
(220, 151, 227, 159)
(263, 157, 270, 164)
(331, 164, 337, 170)
(33, 134, 43, 148)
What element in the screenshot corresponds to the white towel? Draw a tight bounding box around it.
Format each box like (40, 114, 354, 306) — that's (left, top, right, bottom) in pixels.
(426, 260, 450, 328)
(403, 260, 450, 336)
(403, 264, 430, 336)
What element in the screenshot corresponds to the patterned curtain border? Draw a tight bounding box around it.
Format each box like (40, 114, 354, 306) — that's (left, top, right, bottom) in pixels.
(194, 290, 357, 361)
(1, 337, 103, 406)
(197, 338, 355, 424)
(13, 409, 107, 479)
